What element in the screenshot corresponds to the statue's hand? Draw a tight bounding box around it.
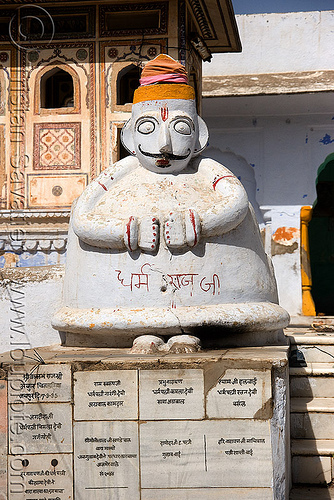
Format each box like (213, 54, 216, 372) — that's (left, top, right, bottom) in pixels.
(185, 209, 201, 247)
(164, 210, 200, 248)
(164, 212, 185, 248)
(124, 216, 139, 252)
(138, 216, 159, 252)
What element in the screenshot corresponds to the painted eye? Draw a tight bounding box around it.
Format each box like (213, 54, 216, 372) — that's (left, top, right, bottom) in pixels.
(137, 120, 155, 134)
(173, 120, 191, 135)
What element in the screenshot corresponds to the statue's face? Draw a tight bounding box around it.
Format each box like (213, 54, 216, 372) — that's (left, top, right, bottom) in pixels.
(130, 99, 200, 173)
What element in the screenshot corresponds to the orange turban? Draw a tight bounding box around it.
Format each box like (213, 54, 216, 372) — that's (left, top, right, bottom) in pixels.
(133, 54, 195, 103)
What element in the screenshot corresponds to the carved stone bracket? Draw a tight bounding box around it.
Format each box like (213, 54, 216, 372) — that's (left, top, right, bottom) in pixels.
(0, 232, 68, 253)
(0, 209, 70, 222)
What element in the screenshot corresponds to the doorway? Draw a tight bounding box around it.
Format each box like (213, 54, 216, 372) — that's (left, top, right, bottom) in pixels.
(308, 153, 334, 315)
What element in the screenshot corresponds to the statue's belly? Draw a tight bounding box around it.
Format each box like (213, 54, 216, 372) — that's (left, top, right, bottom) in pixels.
(63, 209, 277, 310)
(93, 173, 217, 219)
(53, 209, 289, 338)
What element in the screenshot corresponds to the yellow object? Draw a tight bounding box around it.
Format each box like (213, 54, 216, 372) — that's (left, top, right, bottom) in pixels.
(133, 84, 195, 103)
(300, 206, 316, 316)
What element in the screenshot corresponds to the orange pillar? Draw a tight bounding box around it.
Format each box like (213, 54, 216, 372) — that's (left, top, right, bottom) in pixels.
(300, 206, 316, 316)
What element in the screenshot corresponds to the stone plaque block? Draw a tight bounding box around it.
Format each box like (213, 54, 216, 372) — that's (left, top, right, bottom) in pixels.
(206, 369, 272, 419)
(141, 488, 273, 500)
(9, 403, 72, 454)
(139, 369, 204, 420)
(8, 453, 73, 500)
(74, 370, 138, 421)
(8, 364, 71, 404)
(74, 420, 139, 500)
(140, 420, 272, 488)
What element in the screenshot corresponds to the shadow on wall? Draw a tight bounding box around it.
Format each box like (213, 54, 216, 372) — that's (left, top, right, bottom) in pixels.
(203, 147, 263, 224)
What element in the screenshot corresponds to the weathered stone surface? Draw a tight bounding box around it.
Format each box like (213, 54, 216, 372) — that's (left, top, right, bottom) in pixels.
(74, 420, 139, 500)
(0, 345, 290, 368)
(9, 403, 72, 454)
(74, 370, 138, 420)
(0, 267, 63, 355)
(292, 456, 332, 484)
(139, 369, 204, 420)
(202, 71, 334, 97)
(291, 413, 334, 440)
(290, 376, 334, 398)
(206, 368, 271, 419)
(8, 453, 73, 500)
(8, 364, 71, 404)
(291, 397, 334, 413)
(1, 348, 289, 497)
(292, 439, 334, 456)
(141, 488, 273, 499)
(140, 420, 272, 488)
(297, 345, 334, 363)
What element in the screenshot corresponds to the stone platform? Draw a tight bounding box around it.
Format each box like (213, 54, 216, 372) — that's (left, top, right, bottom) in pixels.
(1, 345, 290, 499)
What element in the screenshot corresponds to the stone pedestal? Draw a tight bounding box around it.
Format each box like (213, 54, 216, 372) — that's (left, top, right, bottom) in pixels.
(1, 345, 290, 499)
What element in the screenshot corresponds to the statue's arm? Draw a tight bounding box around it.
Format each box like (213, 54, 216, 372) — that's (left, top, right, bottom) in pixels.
(71, 157, 139, 250)
(199, 158, 249, 237)
(176, 158, 248, 246)
(162, 159, 248, 248)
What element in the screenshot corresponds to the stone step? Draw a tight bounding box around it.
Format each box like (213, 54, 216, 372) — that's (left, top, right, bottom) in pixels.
(291, 397, 334, 413)
(290, 363, 334, 376)
(290, 486, 334, 499)
(288, 316, 334, 326)
(290, 343, 334, 366)
(291, 412, 334, 440)
(292, 455, 332, 485)
(292, 439, 334, 456)
(287, 316, 334, 332)
(290, 344, 334, 363)
(287, 333, 334, 345)
(290, 375, 334, 398)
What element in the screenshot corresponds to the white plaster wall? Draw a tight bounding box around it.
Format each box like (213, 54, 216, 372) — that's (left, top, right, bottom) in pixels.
(204, 11, 334, 76)
(0, 267, 63, 354)
(203, 92, 334, 316)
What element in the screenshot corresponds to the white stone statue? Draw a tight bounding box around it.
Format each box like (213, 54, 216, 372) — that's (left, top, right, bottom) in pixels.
(52, 55, 289, 350)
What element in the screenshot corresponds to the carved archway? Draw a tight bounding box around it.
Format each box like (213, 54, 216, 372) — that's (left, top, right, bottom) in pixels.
(34, 61, 81, 115)
(116, 64, 140, 106)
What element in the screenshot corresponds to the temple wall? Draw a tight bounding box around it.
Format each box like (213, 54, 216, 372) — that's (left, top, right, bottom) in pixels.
(202, 11, 334, 318)
(203, 11, 334, 77)
(203, 91, 334, 316)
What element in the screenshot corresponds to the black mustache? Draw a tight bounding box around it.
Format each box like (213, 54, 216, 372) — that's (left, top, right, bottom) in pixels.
(138, 145, 191, 160)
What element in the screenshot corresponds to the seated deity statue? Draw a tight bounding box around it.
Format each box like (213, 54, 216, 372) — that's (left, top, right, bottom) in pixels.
(52, 55, 289, 350)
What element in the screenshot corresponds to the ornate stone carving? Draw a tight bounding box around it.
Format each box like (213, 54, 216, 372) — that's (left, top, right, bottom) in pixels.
(33, 122, 81, 170)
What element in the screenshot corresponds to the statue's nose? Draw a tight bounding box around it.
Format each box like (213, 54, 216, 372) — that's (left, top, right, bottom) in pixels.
(159, 124, 172, 154)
